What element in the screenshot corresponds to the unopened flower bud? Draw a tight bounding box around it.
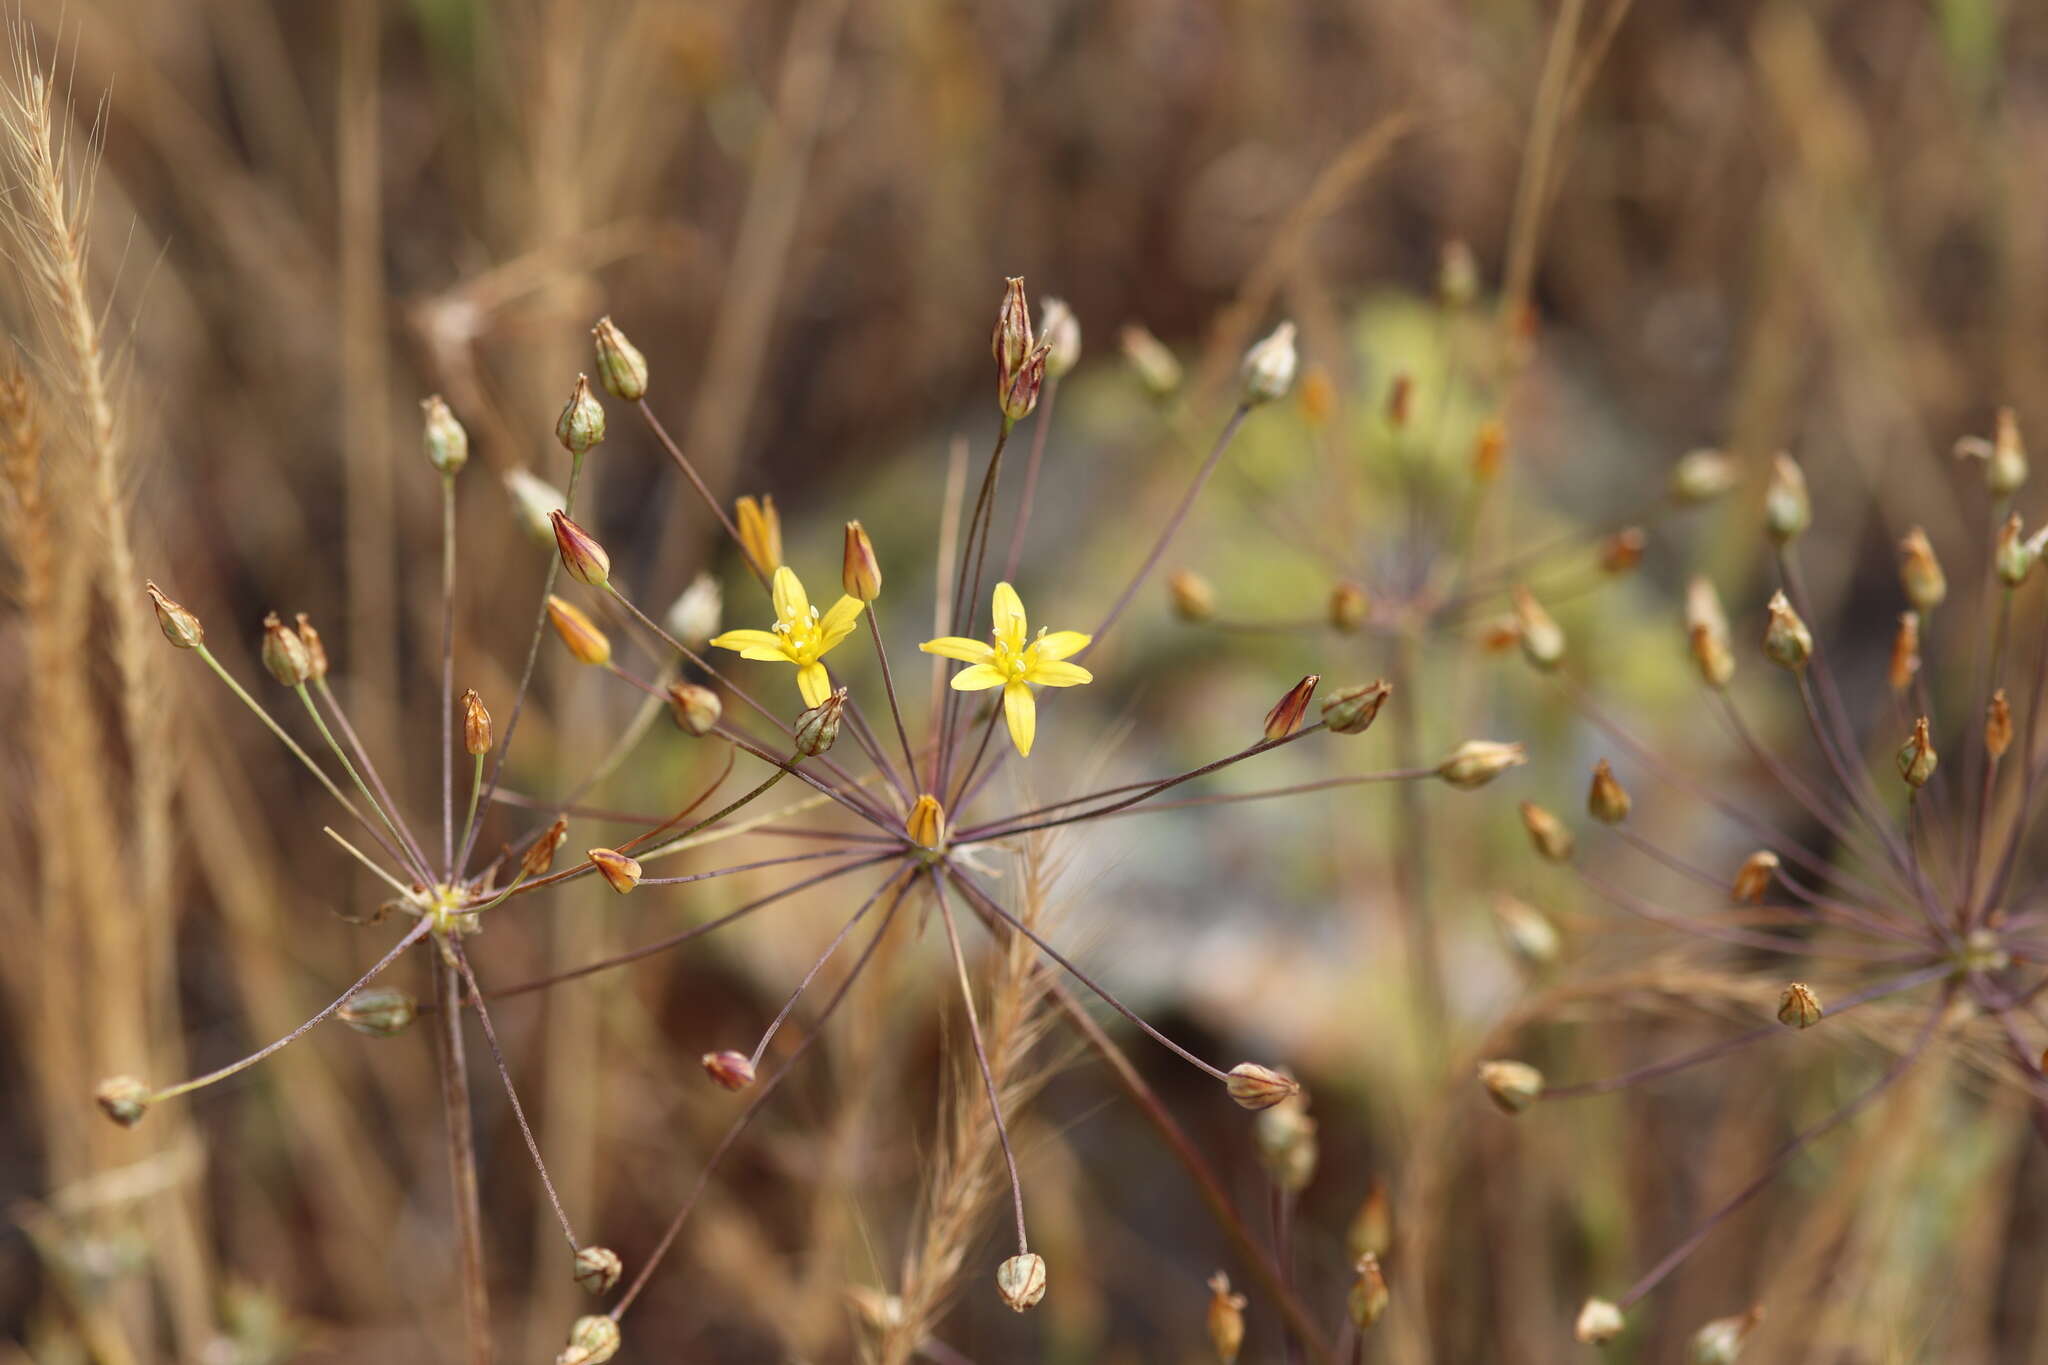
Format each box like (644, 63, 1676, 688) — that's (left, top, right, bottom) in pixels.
(551, 511, 611, 587)
(591, 317, 648, 401)
(1897, 527, 1945, 612)
(1254, 1090, 1317, 1191)
(1473, 418, 1507, 481)
(992, 277, 1034, 380)
(1997, 513, 2042, 587)
(1438, 740, 1527, 790)
(555, 375, 607, 456)
(339, 987, 418, 1037)
(1763, 591, 1812, 670)
(1348, 1253, 1389, 1330)
(1263, 674, 1319, 741)
(1576, 1297, 1625, 1344)
(999, 342, 1051, 422)
(557, 1313, 621, 1365)
(1329, 581, 1370, 631)
(1169, 569, 1216, 622)
(1493, 894, 1562, 967)
(1322, 680, 1391, 735)
(1897, 715, 1937, 788)
(145, 581, 204, 649)
(505, 467, 567, 546)
(1988, 689, 2013, 760)
(95, 1075, 150, 1127)
(995, 1253, 1047, 1312)
(1763, 453, 1810, 542)
(701, 1049, 757, 1091)
(1439, 238, 1479, 307)
(796, 688, 847, 756)
(1039, 297, 1081, 377)
(1520, 802, 1575, 861)
(1478, 1059, 1543, 1114)
(1689, 1307, 1762, 1364)
(1685, 577, 1735, 688)
(1670, 448, 1737, 503)
(462, 690, 493, 755)
(836, 520, 883, 602)
(665, 682, 722, 736)
(1206, 1272, 1247, 1365)
(906, 793, 946, 849)
(1226, 1061, 1301, 1111)
(586, 848, 642, 895)
(546, 596, 612, 666)
(1587, 759, 1630, 825)
(1121, 323, 1183, 396)
(1384, 374, 1413, 430)
(1776, 981, 1823, 1029)
(734, 494, 782, 574)
(292, 614, 329, 680)
(1889, 611, 1921, 692)
(1240, 321, 1298, 405)
(572, 1246, 623, 1296)
(1598, 527, 1647, 575)
(1731, 850, 1780, 903)
(1512, 585, 1564, 671)
(665, 573, 723, 646)
(261, 612, 314, 687)
(421, 395, 469, 475)
(1346, 1179, 1392, 1261)
(522, 818, 569, 879)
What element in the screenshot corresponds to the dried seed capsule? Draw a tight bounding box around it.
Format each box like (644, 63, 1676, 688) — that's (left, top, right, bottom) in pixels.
(1206, 1272, 1247, 1365)
(551, 511, 611, 587)
(1169, 569, 1217, 622)
(1762, 591, 1811, 670)
(1348, 1253, 1389, 1330)
(1322, 680, 1391, 736)
(1520, 802, 1575, 862)
(1689, 1307, 1762, 1364)
(906, 793, 946, 849)
(522, 818, 570, 879)
(1731, 851, 1780, 904)
(1493, 894, 1561, 967)
(145, 581, 204, 649)
(1240, 321, 1298, 405)
(1512, 585, 1564, 671)
(1000, 342, 1051, 422)
(586, 848, 642, 895)
(1478, 1059, 1543, 1114)
(701, 1050, 757, 1091)
(734, 494, 782, 574)
(591, 316, 648, 401)
(1989, 690, 2014, 760)
(462, 690, 494, 756)
(995, 1253, 1047, 1312)
(572, 1246, 623, 1296)
(1587, 759, 1631, 825)
(1576, 1297, 1625, 1344)
(1329, 581, 1370, 632)
(1897, 715, 1937, 788)
(556, 1313, 622, 1365)
(1039, 296, 1081, 378)
(421, 395, 469, 475)
(1776, 982, 1823, 1029)
(261, 612, 314, 687)
(1763, 453, 1809, 542)
(795, 688, 847, 756)
(95, 1075, 151, 1128)
(992, 277, 1034, 381)
(546, 596, 612, 667)
(1889, 612, 1921, 693)
(555, 375, 606, 456)
(293, 614, 329, 680)
(1992, 407, 2029, 495)
(1225, 1062, 1300, 1111)
(842, 521, 882, 601)
(665, 682, 722, 737)
(1121, 323, 1183, 396)
(1670, 448, 1736, 503)
(1263, 675, 1320, 741)
(339, 987, 418, 1037)
(1438, 740, 1527, 790)
(1897, 527, 1945, 612)
(1997, 513, 2040, 587)
(665, 572, 723, 646)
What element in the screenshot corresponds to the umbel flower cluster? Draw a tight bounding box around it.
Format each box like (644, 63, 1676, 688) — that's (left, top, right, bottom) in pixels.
(108, 280, 1525, 1363)
(1483, 414, 2048, 1351)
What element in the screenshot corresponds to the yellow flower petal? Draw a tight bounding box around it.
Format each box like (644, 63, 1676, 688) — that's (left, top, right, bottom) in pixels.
(1003, 682, 1037, 756)
(710, 629, 792, 662)
(1029, 660, 1093, 687)
(949, 663, 1006, 691)
(818, 594, 864, 646)
(1032, 630, 1092, 662)
(920, 637, 997, 664)
(797, 662, 832, 708)
(991, 581, 1027, 648)
(771, 565, 810, 624)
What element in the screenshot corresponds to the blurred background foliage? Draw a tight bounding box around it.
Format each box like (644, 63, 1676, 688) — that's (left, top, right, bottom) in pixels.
(7, 0, 2048, 1362)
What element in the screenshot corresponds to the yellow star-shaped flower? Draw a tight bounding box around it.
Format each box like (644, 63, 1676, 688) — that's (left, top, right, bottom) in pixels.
(921, 582, 1092, 756)
(710, 565, 862, 708)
